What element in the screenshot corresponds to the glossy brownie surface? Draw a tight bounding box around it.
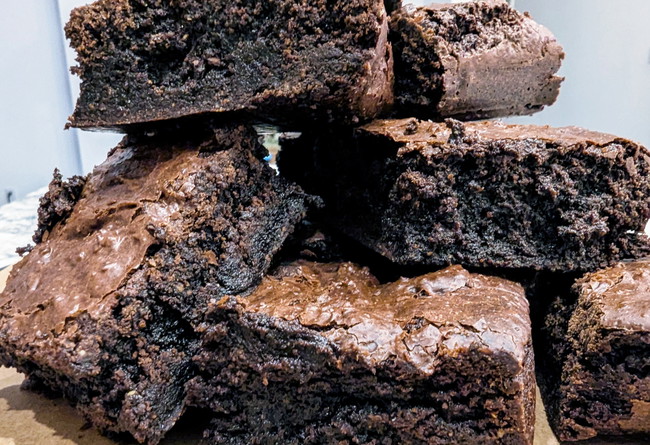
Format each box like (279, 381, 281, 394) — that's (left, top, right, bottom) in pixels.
(189, 261, 535, 444)
(0, 122, 310, 444)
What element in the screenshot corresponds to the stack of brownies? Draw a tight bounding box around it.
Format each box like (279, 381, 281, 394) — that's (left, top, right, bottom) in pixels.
(1, 0, 648, 444)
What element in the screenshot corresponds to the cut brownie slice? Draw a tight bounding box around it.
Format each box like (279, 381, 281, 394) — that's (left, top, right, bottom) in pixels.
(187, 261, 535, 444)
(390, 0, 564, 119)
(537, 260, 650, 441)
(279, 118, 650, 271)
(65, 0, 393, 130)
(0, 122, 310, 444)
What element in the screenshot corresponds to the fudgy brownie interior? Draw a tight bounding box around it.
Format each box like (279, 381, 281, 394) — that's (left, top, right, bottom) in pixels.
(279, 118, 650, 271)
(65, 0, 393, 129)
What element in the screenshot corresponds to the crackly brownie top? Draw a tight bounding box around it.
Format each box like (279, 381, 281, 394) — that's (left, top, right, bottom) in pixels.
(0, 124, 268, 339)
(575, 259, 650, 332)
(239, 261, 530, 373)
(360, 118, 637, 152)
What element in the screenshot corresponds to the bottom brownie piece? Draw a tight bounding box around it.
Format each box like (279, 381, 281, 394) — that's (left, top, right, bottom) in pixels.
(0, 122, 310, 444)
(187, 261, 535, 444)
(537, 260, 650, 441)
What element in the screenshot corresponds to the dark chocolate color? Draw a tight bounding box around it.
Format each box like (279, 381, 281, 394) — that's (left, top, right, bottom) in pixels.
(32, 168, 87, 245)
(279, 118, 650, 272)
(536, 260, 650, 441)
(0, 122, 310, 444)
(65, 0, 393, 130)
(390, 0, 564, 119)
(188, 261, 535, 444)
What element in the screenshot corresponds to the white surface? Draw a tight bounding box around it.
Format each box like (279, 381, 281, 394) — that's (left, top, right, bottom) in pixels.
(0, 187, 45, 269)
(506, 0, 650, 148)
(0, 2, 81, 203)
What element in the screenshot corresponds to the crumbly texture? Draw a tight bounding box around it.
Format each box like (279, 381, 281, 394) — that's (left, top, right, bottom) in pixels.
(32, 169, 87, 245)
(65, 0, 394, 130)
(390, 0, 564, 119)
(536, 260, 650, 442)
(279, 118, 650, 272)
(187, 262, 535, 444)
(0, 122, 310, 444)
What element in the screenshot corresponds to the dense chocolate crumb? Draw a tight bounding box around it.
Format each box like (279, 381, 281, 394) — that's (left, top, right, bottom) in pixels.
(65, 0, 393, 130)
(279, 118, 650, 272)
(32, 169, 87, 244)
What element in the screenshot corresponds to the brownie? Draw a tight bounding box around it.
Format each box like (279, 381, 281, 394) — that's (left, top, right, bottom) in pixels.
(279, 118, 650, 272)
(65, 0, 393, 130)
(187, 261, 535, 444)
(537, 260, 650, 441)
(32, 168, 87, 245)
(0, 122, 310, 444)
(390, 0, 564, 119)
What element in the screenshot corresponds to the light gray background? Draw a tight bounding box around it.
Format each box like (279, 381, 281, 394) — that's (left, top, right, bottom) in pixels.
(0, 0, 648, 203)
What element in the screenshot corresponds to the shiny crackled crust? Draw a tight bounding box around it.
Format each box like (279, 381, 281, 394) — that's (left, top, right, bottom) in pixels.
(188, 261, 535, 444)
(0, 122, 310, 444)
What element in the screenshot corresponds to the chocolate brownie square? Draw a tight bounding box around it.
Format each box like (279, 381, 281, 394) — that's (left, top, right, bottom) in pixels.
(390, 0, 564, 119)
(0, 121, 310, 443)
(537, 260, 650, 441)
(65, 0, 393, 129)
(187, 261, 535, 444)
(279, 118, 650, 271)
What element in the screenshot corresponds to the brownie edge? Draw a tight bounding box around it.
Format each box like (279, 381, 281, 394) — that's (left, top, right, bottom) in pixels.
(538, 260, 650, 441)
(390, 0, 564, 119)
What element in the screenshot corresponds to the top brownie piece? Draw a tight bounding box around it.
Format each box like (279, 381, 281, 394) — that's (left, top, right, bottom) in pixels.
(0, 122, 310, 443)
(65, 0, 393, 130)
(279, 118, 650, 271)
(190, 262, 535, 444)
(390, 0, 563, 119)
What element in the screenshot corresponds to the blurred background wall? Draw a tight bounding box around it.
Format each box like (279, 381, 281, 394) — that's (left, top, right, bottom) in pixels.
(0, 0, 648, 204)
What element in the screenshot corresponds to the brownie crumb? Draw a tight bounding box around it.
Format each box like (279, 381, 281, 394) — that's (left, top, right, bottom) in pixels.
(65, 0, 393, 129)
(33, 169, 87, 244)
